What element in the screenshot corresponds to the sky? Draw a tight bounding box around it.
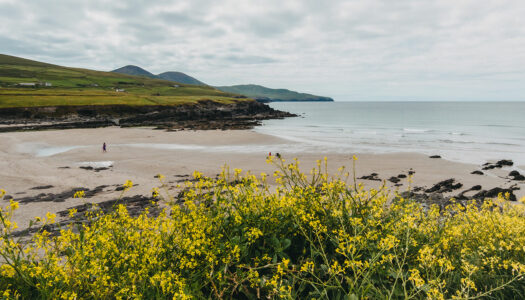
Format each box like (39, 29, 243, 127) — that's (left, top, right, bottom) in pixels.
(1, 0, 524, 101)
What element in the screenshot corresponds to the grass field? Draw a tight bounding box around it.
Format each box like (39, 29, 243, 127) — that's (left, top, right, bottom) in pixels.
(0, 54, 244, 108)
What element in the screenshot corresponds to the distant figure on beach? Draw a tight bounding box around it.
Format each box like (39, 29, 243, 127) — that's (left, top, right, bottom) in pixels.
(276, 153, 281, 159)
(103, 142, 107, 152)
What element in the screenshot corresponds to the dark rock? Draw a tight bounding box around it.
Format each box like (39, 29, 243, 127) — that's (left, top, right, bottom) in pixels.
(397, 174, 407, 178)
(471, 170, 484, 175)
(425, 179, 463, 193)
(470, 185, 482, 191)
(358, 173, 381, 181)
(429, 155, 441, 159)
(58, 166, 70, 169)
(0, 100, 297, 132)
(388, 176, 401, 183)
(509, 170, 520, 177)
(473, 187, 517, 201)
(482, 160, 514, 170)
(508, 170, 525, 181)
(30, 185, 54, 190)
(79, 166, 94, 170)
(497, 160, 513, 166)
(15, 185, 108, 203)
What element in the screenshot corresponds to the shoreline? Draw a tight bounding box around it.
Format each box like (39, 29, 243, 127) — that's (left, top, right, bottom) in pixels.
(1, 127, 524, 232)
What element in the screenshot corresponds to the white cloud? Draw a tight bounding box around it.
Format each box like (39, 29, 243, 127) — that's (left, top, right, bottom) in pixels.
(0, 0, 524, 100)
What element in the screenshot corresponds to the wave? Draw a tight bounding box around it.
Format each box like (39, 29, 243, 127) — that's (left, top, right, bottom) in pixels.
(403, 128, 431, 133)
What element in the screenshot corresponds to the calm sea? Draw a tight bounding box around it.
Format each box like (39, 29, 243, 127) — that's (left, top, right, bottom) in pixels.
(255, 102, 525, 166)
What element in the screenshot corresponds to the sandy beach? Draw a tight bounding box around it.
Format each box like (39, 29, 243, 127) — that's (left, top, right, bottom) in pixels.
(1, 127, 524, 229)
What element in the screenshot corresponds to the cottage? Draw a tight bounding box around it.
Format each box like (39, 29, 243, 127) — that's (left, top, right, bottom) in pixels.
(18, 82, 37, 86)
(115, 88, 126, 92)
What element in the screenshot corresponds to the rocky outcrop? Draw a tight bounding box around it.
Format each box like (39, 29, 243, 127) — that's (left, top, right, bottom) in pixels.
(0, 100, 296, 132)
(482, 160, 513, 170)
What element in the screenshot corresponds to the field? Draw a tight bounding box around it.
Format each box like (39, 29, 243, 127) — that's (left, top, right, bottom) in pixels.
(0, 54, 244, 108)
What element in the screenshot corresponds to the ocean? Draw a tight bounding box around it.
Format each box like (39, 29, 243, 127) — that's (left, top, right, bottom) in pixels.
(255, 102, 525, 166)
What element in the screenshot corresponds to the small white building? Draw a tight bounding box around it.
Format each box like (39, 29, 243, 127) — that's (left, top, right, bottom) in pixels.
(18, 83, 37, 86)
(115, 88, 126, 92)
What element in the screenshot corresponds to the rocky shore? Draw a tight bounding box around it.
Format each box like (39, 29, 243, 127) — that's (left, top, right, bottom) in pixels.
(0, 100, 295, 132)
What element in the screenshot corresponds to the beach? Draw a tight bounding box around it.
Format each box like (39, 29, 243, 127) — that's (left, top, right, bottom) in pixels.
(1, 126, 523, 230)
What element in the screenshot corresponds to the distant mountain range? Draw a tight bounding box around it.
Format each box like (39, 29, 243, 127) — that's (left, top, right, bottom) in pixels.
(112, 65, 333, 102)
(112, 65, 206, 86)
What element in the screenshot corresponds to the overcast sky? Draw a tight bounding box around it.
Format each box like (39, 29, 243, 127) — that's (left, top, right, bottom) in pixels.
(1, 0, 524, 101)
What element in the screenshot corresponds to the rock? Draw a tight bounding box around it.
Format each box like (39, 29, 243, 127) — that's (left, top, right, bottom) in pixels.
(0, 100, 297, 132)
(470, 185, 482, 191)
(388, 176, 401, 183)
(509, 170, 525, 181)
(79, 166, 94, 170)
(425, 179, 463, 193)
(397, 174, 407, 178)
(15, 185, 108, 203)
(358, 173, 381, 181)
(482, 160, 514, 170)
(497, 160, 514, 166)
(471, 170, 484, 175)
(30, 185, 54, 190)
(473, 187, 517, 201)
(429, 155, 441, 159)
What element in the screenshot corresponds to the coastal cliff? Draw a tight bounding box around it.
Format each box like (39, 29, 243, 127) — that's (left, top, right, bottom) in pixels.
(0, 100, 295, 132)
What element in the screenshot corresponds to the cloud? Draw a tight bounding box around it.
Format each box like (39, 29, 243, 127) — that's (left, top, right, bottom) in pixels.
(0, 0, 524, 100)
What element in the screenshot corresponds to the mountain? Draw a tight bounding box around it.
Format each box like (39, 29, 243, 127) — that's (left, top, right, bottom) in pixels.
(157, 72, 206, 86)
(0, 54, 242, 108)
(111, 65, 207, 86)
(215, 84, 333, 102)
(112, 65, 156, 78)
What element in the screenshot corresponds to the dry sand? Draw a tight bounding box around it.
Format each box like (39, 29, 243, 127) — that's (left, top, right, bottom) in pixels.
(1, 127, 523, 228)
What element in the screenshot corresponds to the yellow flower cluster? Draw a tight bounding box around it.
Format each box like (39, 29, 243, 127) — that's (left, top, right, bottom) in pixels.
(0, 158, 524, 298)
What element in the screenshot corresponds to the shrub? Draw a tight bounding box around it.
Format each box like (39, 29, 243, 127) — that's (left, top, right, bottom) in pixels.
(0, 158, 524, 299)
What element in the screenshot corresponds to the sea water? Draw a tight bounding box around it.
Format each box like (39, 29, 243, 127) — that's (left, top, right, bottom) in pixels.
(255, 102, 525, 166)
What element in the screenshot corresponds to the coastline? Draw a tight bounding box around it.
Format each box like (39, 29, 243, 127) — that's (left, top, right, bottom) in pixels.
(1, 127, 523, 232)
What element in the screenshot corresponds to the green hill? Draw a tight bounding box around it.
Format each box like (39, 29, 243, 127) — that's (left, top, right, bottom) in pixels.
(157, 72, 206, 86)
(111, 65, 207, 86)
(0, 54, 242, 108)
(112, 65, 156, 78)
(215, 84, 333, 102)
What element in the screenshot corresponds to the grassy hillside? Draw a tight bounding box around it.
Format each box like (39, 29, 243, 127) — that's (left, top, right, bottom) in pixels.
(157, 71, 206, 86)
(0, 54, 242, 108)
(216, 84, 334, 102)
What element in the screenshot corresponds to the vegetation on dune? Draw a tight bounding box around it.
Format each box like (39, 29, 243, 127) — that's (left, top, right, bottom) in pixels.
(0, 54, 242, 108)
(1, 158, 525, 299)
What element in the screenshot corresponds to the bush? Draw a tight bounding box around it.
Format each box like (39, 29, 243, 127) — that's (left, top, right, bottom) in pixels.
(0, 158, 525, 299)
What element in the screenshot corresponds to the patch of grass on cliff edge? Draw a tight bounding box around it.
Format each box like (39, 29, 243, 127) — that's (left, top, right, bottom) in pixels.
(0, 54, 244, 108)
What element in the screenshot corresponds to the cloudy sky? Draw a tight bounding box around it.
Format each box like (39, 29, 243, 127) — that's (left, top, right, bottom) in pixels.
(1, 0, 524, 101)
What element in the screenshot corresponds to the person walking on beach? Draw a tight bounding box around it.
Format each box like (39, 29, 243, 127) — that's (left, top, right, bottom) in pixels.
(102, 142, 107, 153)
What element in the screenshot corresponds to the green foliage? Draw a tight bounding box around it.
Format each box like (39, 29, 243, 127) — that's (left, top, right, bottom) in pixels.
(0, 159, 525, 299)
(0, 54, 243, 108)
